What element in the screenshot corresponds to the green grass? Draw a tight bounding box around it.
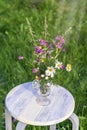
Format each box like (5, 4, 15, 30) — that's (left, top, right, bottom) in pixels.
(0, 0, 87, 129)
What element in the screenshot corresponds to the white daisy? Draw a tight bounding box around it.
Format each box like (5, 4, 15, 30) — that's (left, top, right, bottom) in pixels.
(45, 66, 55, 77)
(55, 61, 62, 69)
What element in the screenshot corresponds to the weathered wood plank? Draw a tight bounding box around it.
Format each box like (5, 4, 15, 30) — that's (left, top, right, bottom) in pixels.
(5, 109, 12, 130)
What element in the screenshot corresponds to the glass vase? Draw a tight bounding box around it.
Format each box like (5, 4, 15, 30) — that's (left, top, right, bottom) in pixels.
(36, 82, 51, 106)
(32, 80, 52, 106)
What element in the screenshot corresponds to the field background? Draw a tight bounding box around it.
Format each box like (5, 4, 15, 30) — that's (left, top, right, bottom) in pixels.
(0, 0, 87, 129)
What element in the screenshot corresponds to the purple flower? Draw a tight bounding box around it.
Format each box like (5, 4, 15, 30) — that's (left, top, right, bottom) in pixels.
(38, 39, 46, 46)
(55, 35, 61, 41)
(61, 38, 65, 44)
(55, 35, 65, 44)
(35, 46, 43, 54)
(32, 68, 38, 74)
(60, 64, 65, 69)
(18, 56, 24, 60)
(48, 45, 53, 49)
(56, 43, 62, 49)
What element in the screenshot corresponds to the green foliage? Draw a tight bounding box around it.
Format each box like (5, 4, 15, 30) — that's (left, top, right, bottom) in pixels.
(0, 0, 87, 129)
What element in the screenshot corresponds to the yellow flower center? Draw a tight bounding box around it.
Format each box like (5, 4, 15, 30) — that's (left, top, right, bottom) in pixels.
(67, 64, 71, 69)
(57, 64, 61, 67)
(35, 76, 38, 79)
(67, 64, 71, 71)
(49, 68, 53, 72)
(41, 59, 44, 62)
(39, 46, 42, 49)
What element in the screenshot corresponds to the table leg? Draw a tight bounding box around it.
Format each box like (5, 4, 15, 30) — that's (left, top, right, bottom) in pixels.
(50, 124, 56, 130)
(5, 109, 12, 130)
(69, 113, 79, 130)
(16, 122, 27, 130)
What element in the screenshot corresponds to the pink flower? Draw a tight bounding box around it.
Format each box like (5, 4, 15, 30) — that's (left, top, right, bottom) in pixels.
(32, 68, 38, 74)
(48, 45, 53, 49)
(38, 39, 46, 46)
(38, 76, 41, 80)
(60, 64, 65, 69)
(55, 35, 65, 44)
(55, 35, 61, 41)
(56, 43, 62, 49)
(18, 56, 24, 60)
(35, 46, 43, 54)
(61, 38, 65, 44)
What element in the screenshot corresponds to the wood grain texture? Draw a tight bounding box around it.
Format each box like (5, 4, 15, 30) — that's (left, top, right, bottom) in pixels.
(5, 82, 75, 126)
(5, 109, 12, 130)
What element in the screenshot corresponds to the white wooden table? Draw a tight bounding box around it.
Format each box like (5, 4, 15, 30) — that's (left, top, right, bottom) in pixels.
(5, 82, 79, 130)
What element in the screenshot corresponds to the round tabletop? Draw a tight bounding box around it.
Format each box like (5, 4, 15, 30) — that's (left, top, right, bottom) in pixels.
(5, 82, 75, 126)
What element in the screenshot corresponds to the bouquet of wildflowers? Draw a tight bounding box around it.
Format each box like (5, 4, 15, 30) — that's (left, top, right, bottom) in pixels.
(31, 35, 71, 92)
(18, 34, 71, 93)
(18, 18, 72, 94)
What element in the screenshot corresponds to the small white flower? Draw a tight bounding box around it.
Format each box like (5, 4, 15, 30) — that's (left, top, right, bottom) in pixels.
(47, 83, 50, 86)
(45, 76, 49, 80)
(45, 66, 55, 77)
(55, 61, 62, 69)
(51, 74, 54, 78)
(41, 74, 45, 77)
